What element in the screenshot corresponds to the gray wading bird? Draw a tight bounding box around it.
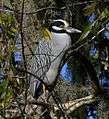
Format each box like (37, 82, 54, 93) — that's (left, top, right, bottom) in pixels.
(29, 19, 81, 99)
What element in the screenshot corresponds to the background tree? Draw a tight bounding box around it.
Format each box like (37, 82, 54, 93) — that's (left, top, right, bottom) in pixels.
(0, 0, 109, 119)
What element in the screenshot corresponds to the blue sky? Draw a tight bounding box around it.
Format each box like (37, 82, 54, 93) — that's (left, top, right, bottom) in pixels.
(60, 63, 72, 81)
(104, 23, 109, 39)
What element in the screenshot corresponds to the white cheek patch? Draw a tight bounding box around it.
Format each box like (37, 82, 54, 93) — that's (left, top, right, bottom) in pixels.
(52, 26, 63, 31)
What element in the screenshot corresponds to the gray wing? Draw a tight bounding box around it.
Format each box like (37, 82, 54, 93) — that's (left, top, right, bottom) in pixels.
(29, 40, 53, 96)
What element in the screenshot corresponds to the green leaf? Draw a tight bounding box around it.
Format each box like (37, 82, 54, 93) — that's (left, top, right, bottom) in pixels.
(11, 27, 17, 33)
(83, 3, 96, 16)
(0, 79, 13, 106)
(80, 7, 109, 42)
(0, 80, 8, 95)
(7, 15, 14, 25)
(7, 30, 14, 36)
(79, 20, 97, 41)
(0, 80, 8, 100)
(99, 8, 109, 20)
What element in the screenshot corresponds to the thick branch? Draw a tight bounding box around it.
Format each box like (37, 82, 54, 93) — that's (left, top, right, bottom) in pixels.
(4, 95, 97, 118)
(64, 95, 96, 114)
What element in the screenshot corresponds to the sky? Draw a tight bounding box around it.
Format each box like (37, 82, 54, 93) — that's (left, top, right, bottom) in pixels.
(60, 63, 72, 81)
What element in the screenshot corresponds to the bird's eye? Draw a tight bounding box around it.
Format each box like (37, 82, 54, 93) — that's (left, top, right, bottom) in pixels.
(60, 24, 64, 28)
(53, 21, 65, 28)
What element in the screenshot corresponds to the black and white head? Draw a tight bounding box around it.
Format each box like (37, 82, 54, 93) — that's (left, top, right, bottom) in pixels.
(49, 19, 81, 34)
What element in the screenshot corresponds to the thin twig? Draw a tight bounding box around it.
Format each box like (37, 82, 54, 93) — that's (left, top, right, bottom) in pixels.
(1, 1, 94, 15)
(51, 92, 68, 119)
(67, 27, 106, 55)
(17, 68, 47, 86)
(19, 0, 28, 114)
(34, 47, 66, 76)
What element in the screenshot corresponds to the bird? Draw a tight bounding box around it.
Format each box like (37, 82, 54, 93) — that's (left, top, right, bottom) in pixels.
(29, 19, 81, 99)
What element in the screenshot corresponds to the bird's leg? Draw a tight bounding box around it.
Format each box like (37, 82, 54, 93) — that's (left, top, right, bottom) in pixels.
(43, 84, 49, 103)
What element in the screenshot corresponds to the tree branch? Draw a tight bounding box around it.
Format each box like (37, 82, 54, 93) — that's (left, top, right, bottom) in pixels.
(4, 95, 97, 118)
(54, 95, 97, 114)
(1, 1, 94, 15)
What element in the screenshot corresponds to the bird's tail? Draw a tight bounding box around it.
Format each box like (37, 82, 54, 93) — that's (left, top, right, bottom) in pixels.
(34, 81, 44, 99)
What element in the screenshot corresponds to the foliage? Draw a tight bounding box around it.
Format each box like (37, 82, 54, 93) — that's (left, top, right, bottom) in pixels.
(0, 0, 109, 119)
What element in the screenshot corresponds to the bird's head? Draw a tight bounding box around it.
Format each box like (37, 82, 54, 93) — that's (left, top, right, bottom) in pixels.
(49, 19, 82, 34)
(41, 19, 81, 41)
